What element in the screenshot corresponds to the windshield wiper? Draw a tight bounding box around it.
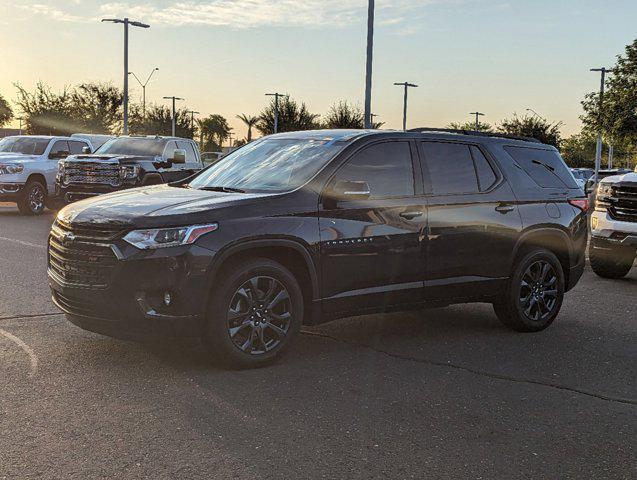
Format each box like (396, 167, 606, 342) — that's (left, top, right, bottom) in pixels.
(197, 186, 246, 193)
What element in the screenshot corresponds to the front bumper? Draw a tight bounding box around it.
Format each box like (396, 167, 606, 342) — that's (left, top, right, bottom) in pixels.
(0, 182, 25, 200)
(57, 182, 139, 203)
(591, 210, 637, 246)
(48, 235, 217, 340)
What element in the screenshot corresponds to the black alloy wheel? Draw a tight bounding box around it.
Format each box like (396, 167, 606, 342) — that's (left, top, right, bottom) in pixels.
(518, 260, 559, 322)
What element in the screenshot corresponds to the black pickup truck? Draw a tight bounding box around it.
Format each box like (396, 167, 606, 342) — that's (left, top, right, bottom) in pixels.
(56, 136, 203, 203)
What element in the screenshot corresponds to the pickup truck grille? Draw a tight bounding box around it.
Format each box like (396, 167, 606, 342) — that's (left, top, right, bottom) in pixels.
(607, 184, 637, 223)
(48, 221, 122, 289)
(63, 161, 120, 186)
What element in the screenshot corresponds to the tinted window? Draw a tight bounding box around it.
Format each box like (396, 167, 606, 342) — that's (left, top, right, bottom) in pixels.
(68, 141, 88, 154)
(177, 140, 198, 164)
(333, 142, 414, 198)
(0, 137, 49, 155)
(50, 141, 70, 157)
(505, 146, 578, 189)
(96, 138, 168, 156)
(470, 146, 497, 191)
(421, 142, 478, 194)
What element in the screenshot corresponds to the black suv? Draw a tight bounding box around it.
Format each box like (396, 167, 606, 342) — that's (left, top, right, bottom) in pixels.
(56, 135, 202, 203)
(48, 129, 588, 368)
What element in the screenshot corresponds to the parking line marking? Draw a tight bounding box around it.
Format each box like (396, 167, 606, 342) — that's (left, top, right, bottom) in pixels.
(0, 328, 39, 378)
(0, 236, 46, 249)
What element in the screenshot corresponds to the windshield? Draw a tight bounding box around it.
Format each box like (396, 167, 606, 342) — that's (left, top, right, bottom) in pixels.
(188, 138, 347, 192)
(95, 137, 168, 156)
(0, 137, 50, 155)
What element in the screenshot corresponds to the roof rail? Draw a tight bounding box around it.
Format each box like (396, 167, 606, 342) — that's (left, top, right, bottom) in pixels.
(407, 127, 542, 144)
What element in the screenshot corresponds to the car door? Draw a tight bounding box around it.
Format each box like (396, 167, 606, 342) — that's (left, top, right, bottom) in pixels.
(45, 140, 71, 195)
(319, 140, 428, 314)
(176, 140, 203, 179)
(419, 141, 523, 300)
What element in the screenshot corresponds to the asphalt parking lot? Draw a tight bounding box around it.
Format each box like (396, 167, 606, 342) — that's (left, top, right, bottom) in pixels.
(0, 204, 635, 479)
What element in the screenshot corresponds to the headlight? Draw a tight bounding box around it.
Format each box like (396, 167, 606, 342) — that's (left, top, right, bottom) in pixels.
(597, 183, 613, 198)
(0, 163, 24, 175)
(120, 165, 140, 181)
(123, 223, 218, 249)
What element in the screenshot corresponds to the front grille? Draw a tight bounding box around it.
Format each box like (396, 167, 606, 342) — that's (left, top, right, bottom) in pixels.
(48, 221, 121, 289)
(63, 161, 120, 186)
(607, 184, 637, 223)
(53, 291, 98, 316)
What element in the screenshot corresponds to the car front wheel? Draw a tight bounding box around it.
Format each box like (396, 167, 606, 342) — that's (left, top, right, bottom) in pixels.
(203, 258, 303, 369)
(493, 249, 565, 332)
(17, 179, 47, 215)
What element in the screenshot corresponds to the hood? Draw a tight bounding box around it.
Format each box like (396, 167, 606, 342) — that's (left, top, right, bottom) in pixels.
(65, 154, 156, 163)
(599, 171, 637, 185)
(57, 184, 277, 228)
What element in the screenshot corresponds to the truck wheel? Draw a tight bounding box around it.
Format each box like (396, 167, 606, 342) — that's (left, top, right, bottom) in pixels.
(493, 249, 565, 332)
(202, 258, 303, 369)
(17, 179, 47, 215)
(590, 239, 634, 279)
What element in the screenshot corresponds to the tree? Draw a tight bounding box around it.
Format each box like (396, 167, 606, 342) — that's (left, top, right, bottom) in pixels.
(70, 82, 123, 134)
(498, 114, 563, 147)
(0, 93, 12, 127)
(256, 96, 320, 135)
(129, 104, 195, 138)
(581, 39, 637, 143)
(448, 121, 493, 132)
(236, 114, 259, 142)
(14, 82, 80, 135)
(323, 101, 364, 129)
(560, 133, 597, 167)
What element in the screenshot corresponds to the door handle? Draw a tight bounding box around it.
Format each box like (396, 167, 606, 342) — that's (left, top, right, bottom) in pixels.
(495, 204, 515, 214)
(399, 211, 423, 219)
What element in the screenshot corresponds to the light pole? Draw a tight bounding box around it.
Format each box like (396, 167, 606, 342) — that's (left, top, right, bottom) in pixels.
(590, 67, 613, 184)
(102, 18, 150, 135)
(187, 110, 200, 138)
(364, 0, 375, 129)
(163, 96, 184, 136)
(370, 113, 379, 128)
(265, 93, 285, 133)
(17, 117, 23, 135)
(525, 108, 546, 121)
(394, 82, 418, 131)
(128, 67, 159, 118)
(469, 112, 485, 130)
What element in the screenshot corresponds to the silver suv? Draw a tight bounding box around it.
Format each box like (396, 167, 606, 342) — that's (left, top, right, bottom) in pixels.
(0, 135, 92, 214)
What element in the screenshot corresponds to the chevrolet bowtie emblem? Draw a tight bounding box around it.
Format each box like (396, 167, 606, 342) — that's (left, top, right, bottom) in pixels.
(61, 232, 76, 245)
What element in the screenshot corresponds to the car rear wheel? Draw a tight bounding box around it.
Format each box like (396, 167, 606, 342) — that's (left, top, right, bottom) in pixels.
(203, 258, 303, 369)
(589, 238, 634, 279)
(17, 179, 46, 215)
(493, 249, 565, 332)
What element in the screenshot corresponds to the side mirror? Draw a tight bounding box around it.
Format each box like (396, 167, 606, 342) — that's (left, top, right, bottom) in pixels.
(82, 146, 91, 154)
(172, 149, 186, 164)
(331, 180, 371, 200)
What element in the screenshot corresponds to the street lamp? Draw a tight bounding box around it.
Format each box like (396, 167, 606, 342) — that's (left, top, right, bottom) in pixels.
(525, 108, 546, 121)
(590, 67, 613, 184)
(265, 93, 286, 133)
(469, 112, 485, 130)
(129, 67, 159, 118)
(363, 0, 375, 129)
(163, 96, 184, 136)
(102, 18, 150, 135)
(394, 82, 418, 131)
(186, 110, 200, 138)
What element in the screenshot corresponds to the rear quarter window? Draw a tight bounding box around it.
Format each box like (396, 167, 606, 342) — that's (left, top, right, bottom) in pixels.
(504, 146, 578, 189)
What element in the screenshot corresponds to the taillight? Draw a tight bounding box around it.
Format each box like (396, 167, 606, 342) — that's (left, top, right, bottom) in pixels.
(568, 198, 589, 212)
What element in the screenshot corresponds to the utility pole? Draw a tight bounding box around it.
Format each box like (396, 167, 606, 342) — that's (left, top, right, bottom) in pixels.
(102, 18, 150, 135)
(608, 144, 614, 169)
(129, 67, 159, 118)
(394, 82, 418, 131)
(590, 67, 613, 184)
(469, 112, 485, 130)
(187, 110, 200, 137)
(363, 0, 375, 129)
(163, 96, 184, 136)
(265, 93, 285, 133)
(370, 113, 379, 128)
(17, 117, 23, 135)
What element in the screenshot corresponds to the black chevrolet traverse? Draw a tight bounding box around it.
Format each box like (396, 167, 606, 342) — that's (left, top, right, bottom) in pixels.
(48, 129, 588, 368)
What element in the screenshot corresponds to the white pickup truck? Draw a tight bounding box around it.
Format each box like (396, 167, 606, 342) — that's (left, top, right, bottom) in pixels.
(0, 135, 92, 214)
(590, 169, 637, 278)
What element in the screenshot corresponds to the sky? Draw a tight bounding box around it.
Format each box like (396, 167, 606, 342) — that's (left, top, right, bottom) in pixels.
(1, 0, 636, 140)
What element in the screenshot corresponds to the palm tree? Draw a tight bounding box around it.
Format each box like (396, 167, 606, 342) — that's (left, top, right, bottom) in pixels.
(236, 114, 259, 142)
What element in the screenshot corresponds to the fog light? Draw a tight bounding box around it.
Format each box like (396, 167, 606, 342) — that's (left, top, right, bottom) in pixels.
(163, 292, 172, 306)
(591, 217, 599, 230)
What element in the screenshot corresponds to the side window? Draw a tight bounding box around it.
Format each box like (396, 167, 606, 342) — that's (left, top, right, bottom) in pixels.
(505, 146, 578, 189)
(421, 142, 478, 195)
(68, 141, 88, 154)
(332, 142, 414, 199)
(470, 146, 497, 191)
(49, 141, 70, 158)
(177, 141, 198, 164)
(163, 141, 178, 159)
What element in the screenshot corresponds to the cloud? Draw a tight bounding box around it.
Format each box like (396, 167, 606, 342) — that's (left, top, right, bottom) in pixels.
(14, 3, 82, 22)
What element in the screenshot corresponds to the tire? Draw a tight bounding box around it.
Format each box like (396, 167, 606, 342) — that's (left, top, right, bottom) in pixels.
(493, 249, 565, 332)
(17, 179, 47, 215)
(590, 239, 634, 279)
(141, 174, 163, 186)
(202, 258, 303, 369)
